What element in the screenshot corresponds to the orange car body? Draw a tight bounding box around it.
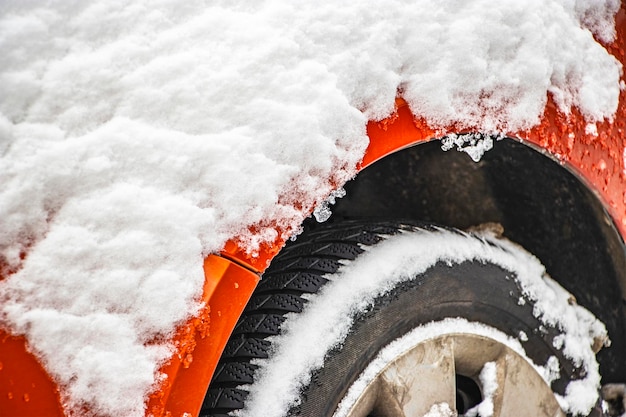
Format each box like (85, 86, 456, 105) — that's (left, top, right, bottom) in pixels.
(1, 5, 625, 417)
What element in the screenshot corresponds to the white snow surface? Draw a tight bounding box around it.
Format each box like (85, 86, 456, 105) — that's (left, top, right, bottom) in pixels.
(242, 229, 607, 417)
(465, 361, 497, 417)
(0, 1, 621, 416)
(440, 133, 497, 162)
(422, 402, 456, 417)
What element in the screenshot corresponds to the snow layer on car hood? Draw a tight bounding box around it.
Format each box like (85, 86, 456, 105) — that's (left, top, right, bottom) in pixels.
(0, 1, 621, 416)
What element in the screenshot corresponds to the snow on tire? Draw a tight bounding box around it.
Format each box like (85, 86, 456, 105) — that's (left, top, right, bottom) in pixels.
(201, 221, 608, 417)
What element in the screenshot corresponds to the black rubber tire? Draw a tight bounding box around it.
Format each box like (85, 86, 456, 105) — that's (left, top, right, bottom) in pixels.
(200, 220, 600, 417)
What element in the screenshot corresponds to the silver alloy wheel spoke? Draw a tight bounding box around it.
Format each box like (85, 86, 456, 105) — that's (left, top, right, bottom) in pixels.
(492, 352, 565, 417)
(344, 379, 387, 417)
(489, 353, 509, 416)
(372, 378, 407, 417)
(380, 337, 457, 416)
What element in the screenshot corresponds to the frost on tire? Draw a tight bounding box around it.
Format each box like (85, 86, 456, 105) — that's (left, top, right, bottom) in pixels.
(201, 221, 608, 417)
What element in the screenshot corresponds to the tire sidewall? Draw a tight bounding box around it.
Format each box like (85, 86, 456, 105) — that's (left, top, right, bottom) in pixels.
(297, 260, 576, 417)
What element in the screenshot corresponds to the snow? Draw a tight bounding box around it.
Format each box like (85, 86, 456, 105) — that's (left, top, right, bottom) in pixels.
(544, 356, 562, 385)
(313, 187, 347, 223)
(586, 122, 599, 137)
(422, 402, 456, 417)
(241, 229, 607, 417)
(465, 362, 497, 417)
(440, 133, 497, 162)
(0, 1, 621, 416)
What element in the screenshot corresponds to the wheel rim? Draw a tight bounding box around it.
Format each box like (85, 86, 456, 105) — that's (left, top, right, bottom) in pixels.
(340, 334, 564, 417)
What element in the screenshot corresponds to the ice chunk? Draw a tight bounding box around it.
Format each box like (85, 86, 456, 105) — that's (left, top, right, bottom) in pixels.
(440, 133, 496, 162)
(313, 188, 346, 223)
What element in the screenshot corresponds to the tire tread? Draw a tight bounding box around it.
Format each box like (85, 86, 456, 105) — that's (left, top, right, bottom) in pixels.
(199, 221, 404, 416)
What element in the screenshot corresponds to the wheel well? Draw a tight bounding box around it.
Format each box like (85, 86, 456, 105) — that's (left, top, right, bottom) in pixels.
(307, 137, 626, 382)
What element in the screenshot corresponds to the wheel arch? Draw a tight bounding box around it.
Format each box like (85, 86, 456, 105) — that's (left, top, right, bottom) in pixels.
(322, 136, 626, 383)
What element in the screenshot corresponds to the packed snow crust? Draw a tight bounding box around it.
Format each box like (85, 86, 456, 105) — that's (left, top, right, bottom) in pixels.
(0, 1, 621, 416)
(465, 361, 498, 417)
(242, 229, 607, 417)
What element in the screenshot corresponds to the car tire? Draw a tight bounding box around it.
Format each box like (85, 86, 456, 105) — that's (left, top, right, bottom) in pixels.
(200, 221, 604, 417)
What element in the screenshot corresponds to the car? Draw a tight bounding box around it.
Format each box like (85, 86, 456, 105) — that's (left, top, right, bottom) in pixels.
(1, 1, 625, 417)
